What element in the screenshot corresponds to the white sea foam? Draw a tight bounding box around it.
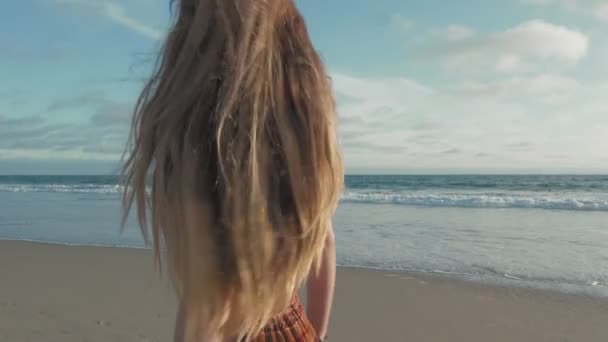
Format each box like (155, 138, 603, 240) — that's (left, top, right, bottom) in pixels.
(0, 184, 121, 194)
(4, 183, 608, 212)
(3, 184, 608, 297)
(341, 190, 608, 211)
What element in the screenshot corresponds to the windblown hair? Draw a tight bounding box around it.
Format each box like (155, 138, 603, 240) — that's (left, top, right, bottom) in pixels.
(121, 0, 342, 340)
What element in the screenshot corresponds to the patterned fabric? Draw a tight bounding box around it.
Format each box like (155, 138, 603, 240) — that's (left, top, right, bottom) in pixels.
(248, 296, 318, 342)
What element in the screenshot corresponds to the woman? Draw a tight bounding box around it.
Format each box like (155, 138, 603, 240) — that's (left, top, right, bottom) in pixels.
(121, 0, 342, 341)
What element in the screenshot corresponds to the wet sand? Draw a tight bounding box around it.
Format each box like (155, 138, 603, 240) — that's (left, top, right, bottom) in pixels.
(1, 241, 607, 341)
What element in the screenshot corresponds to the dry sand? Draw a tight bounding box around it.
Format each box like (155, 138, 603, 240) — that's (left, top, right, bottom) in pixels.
(1, 241, 607, 341)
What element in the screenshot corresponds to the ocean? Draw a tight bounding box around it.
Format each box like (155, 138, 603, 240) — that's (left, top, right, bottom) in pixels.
(1, 175, 607, 297)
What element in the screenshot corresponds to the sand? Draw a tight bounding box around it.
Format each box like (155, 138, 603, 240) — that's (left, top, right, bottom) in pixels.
(1, 241, 607, 342)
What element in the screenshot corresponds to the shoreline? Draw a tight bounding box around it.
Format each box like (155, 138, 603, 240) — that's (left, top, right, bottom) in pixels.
(2, 240, 608, 341)
(2, 238, 605, 300)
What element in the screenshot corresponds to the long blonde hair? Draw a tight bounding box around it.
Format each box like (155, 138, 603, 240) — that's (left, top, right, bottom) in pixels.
(121, 0, 343, 339)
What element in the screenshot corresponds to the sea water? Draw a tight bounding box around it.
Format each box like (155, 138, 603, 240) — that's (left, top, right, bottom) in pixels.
(1, 175, 607, 297)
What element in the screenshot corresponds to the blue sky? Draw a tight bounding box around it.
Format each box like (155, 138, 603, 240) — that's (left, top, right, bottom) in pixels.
(1, 0, 608, 174)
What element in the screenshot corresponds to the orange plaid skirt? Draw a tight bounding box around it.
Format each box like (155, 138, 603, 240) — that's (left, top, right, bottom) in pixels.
(248, 296, 318, 342)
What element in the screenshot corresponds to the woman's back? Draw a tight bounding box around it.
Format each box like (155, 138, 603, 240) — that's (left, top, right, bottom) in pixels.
(121, 0, 342, 340)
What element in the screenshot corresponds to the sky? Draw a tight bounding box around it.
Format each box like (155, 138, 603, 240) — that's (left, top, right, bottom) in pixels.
(1, 0, 608, 174)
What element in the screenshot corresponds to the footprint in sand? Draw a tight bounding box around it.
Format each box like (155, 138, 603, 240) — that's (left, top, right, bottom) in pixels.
(96, 320, 111, 327)
(0, 300, 16, 308)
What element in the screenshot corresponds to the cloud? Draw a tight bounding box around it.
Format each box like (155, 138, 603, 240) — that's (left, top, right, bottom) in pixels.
(341, 136, 406, 154)
(102, 2, 164, 40)
(0, 99, 131, 158)
(90, 103, 133, 127)
(453, 74, 580, 99)
(51, 0, 163, 40)
(0, 115, 81, 152)
(410, 121, 442, 131)
(596, 3, 608, 19)
(4, 70, 608, 171)
(329, 72, 608, 171)
(506, 141, 535, 151)
(332, 73, 435, 143)
(427, 20, 589, 74)
(521, 0, 608, 21)
(332, 73, 433, 107)
(47, 93, 107, 112)
(339, 115, 366, 128)
(441, 148, 463, 155)
(0, 116, 48, 137)
(495, 54, 525, 73)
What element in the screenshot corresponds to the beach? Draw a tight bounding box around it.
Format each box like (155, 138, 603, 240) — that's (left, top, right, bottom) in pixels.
(1, 241, 607, 342)
(3, 175, 608, 299)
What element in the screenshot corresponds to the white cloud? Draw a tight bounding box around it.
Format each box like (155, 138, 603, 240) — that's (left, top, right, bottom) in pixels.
(495, 54, 524, 73)
(594, 3, 608, 19)
(12, 3, 606, 172)
(331, 72, 608, 171)
(332, 74, 433, 105)
(454, 74, 580, 98)
(6, 70, 607, 171)
(331, 73, 437, 160)
(51, 0, 163, 40)
(499, 20, 587, 60)
(520, 74, 581, 94)
(430, 20, 589, 74)
(102, 2, 163, 40)
(522, 0, 608, 21)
